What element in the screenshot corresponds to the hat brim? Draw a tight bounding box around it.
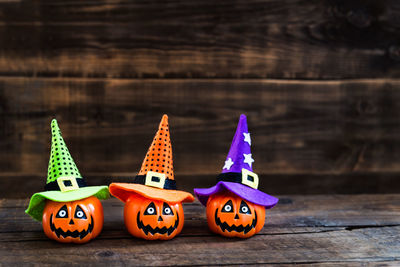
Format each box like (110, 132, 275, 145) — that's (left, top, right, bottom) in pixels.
(25, 186, 110, 222)
(109, 183, 194, 203)
(194, 181, 278, 208)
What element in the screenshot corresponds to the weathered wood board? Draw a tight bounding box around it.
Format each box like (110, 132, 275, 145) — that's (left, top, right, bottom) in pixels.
(0, 0, 399, 79)
(1, 78, 400, 174)
(1, 195, 400, 265)
(2, 173, 400, 199)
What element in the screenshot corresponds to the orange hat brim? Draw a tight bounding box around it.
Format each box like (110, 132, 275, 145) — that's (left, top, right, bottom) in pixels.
(109, 183, 194, 203)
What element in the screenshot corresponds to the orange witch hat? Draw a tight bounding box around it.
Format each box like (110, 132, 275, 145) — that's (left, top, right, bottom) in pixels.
(109, 115, 194, 203)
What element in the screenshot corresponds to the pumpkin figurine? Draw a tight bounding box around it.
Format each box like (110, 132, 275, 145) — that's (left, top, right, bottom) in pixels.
(109, 115, 194, 240)
(194, 114, 278, 238)
(25, 119, 109, 243)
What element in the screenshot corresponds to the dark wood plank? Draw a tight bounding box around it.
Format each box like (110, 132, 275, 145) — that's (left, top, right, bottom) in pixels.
(0, 0, 399, 78)
(1, 228, 400, 266)
(279, 262, 400, 267)
(1, 78, 400, 180)
(1, 195, 400, 265)
(2, 195, 400, 234)
(2, 173, 400, 199)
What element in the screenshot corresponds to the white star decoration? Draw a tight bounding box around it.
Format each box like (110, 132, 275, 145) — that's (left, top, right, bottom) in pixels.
(243, 132, 251, 146)
(243, 153, 254, 168)
(223, 158, 234, 170)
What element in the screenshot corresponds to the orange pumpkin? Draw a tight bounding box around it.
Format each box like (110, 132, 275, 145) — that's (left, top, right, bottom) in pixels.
(124, 194, 184, 240)
(206, 191, 265, 238)
(42, 196, 104, 243)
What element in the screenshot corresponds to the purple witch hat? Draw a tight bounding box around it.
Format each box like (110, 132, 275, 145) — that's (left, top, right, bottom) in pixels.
(194, 114, 278, 208)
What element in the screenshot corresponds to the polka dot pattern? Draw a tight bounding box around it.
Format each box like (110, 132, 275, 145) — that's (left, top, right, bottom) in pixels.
(46, 119, 82, 184)
(138, 115, 174, 180)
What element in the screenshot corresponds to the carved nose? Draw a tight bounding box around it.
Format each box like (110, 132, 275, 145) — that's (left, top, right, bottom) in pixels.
(69, 219, 75, 225)
(234, 214, 239, 220)
(158, 216, 163, 221)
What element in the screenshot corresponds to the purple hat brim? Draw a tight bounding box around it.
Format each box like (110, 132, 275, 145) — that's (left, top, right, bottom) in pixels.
(194, 181, 278, 209)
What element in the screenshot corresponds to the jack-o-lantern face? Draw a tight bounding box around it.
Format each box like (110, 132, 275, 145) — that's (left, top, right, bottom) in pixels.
(206, 192, 265, 238)
(124, 194, 184, 240)
(42, 196, 104, 243)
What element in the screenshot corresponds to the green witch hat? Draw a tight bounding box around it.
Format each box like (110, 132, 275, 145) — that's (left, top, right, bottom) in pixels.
(25, 119, 109, 221)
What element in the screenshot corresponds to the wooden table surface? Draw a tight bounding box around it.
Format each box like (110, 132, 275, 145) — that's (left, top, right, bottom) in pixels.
(1, 195, 400, 266)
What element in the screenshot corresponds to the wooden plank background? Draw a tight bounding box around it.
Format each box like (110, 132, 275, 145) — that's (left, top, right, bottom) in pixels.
(0, 0, 400, 79)
(0, 0, 399, 196)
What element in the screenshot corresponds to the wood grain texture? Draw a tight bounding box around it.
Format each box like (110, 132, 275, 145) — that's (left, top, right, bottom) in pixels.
(1, 195, 400, 265)
(1, 78, 400, 177)
(2, 173, 400, 198)
(1, 0, 400, 195)
(0, 0, 399, 79)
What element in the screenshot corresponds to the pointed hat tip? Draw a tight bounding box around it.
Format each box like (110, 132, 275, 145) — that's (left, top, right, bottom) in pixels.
(51, 118, 59, 129)
(159, 114, 169, 127)
(238, 114, 248, 126)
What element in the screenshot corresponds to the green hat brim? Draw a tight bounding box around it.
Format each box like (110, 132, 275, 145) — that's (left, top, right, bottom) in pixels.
(25, 186, 109, 222)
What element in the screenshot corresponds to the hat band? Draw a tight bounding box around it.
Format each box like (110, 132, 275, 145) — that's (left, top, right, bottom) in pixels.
(216, 172, 242, 183)
(133, 175, 177, 190)
(45, 177, 87, 191)
(216, 169, 259, 189)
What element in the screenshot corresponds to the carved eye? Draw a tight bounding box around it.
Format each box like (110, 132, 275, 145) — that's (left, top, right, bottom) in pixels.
(56, 205, 68, 218)
(162, 203, 173, 215)
(144, 202, 156, 215)
(74, 205, 87, 219)
(239, 200, 251, 214)
(222, 200, 233, 213)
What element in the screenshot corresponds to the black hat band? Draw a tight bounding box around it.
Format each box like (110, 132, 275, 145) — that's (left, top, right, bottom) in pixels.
(134, 175, 177, 190)
(45, 177, 87, 191)
(216, 169, 259, 189)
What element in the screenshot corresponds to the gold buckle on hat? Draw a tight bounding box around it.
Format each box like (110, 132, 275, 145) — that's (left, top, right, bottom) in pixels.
(57, 176, 79, 192)
(145, 171, 166, 189)
(241, 168, 259, 189)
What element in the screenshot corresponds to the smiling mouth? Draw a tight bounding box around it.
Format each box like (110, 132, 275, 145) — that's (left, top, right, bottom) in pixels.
(49, 214, 94, 239)
(214, 209, 257, 234)
(136, 212, 179, 236)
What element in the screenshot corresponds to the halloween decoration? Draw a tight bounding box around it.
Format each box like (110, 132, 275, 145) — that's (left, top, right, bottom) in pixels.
(206, 191, 265, 238)
(124, 194, 184, 240)
(110, 115, 194, 240)
(42, 196, 104, 243)
(194, 114, 278, 238)
(25, 119, 109, 243)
